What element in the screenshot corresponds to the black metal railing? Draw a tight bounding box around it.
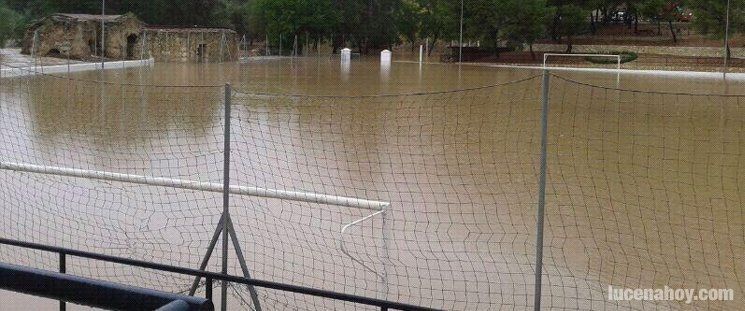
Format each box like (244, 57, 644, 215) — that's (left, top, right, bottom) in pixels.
(0, 237, 439, 311)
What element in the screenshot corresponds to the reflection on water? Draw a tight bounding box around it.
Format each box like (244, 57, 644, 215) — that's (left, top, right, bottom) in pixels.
(0, 58, 742, 310)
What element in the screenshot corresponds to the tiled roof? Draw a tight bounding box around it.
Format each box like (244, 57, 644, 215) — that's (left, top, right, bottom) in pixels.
(53, 13, 124, 22)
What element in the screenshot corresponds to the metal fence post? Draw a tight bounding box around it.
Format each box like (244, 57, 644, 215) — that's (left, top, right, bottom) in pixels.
(221, 83, 232, 311)
(59, 252, 66, 311)
(724, 0, 731, 76)
(206, 277, 213, 301)
(533, 70, 550, 311)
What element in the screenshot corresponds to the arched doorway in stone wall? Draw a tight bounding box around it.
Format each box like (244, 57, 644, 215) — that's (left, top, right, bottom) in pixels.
(88, 39, 96, 57)
(126, 34, 138, 59)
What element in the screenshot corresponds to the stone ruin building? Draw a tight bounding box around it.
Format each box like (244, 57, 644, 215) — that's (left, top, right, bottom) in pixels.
(21, 13, 238, 62)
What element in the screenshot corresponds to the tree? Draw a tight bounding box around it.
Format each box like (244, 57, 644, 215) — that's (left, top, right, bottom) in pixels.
(254, 0, 339, 54)
(463, 0, 507, 55)
(417, 0, 457, 56)
(396, 0, 420, 51)
(0, 1, 21, 47)
(639, 0, 685, 43)
(502, 0, 548, 59)
(1, 0, 60, 43)
(358, 0, 402, 53)
(213, 0, 252, 37)
(690, 0, 737, 36)
(690, 0, 744, 56)
(548, 3, 588, 52)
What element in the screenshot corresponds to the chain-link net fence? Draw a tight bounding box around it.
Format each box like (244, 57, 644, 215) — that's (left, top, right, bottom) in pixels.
(0, 62, 742, 310)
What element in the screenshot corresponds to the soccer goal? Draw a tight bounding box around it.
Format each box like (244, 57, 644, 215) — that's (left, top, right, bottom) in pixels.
(543, 53, 622, 85)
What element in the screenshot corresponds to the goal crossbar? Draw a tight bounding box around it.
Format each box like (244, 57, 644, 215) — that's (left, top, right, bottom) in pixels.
(0, 161, 389, 211)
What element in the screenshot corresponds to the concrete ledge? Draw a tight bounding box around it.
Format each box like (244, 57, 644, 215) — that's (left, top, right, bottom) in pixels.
(0, 58, 155, 78)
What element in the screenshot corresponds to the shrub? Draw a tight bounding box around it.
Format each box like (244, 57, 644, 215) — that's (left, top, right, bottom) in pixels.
(585, 51, 638, 64)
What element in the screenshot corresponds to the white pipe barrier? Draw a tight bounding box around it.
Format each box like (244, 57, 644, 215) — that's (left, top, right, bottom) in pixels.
(0, 161, 389, 211)
(0, 58, 155, 78)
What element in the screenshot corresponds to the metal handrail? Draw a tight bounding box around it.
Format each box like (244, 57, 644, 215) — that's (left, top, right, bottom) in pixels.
(0, 237, 438, 311)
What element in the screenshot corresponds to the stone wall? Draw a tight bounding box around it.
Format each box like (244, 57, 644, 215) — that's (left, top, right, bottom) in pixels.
(139, 29, 238, 63)
(21, 14, 238, 63)
(104, 17, 146, 59)
(532, 43, 745, 58)
(21, 14, 143, 60)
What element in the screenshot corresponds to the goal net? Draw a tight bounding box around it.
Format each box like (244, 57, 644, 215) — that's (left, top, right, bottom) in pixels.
(539, 73, 743, 310)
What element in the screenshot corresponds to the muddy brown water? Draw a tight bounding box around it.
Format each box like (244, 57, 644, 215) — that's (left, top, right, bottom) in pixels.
(0, 58, 742, 310)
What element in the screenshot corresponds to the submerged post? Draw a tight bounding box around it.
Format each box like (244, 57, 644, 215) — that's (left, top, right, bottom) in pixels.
(380, 49, 391, 83)
(533, 70, 550, 311)
(617, 57, 621, 87)
(341, 48, 351, 63)
(341, 48, 351, 81)
(293, 35, 298, 58)
(221, 83, 232, 311)
(380, 49, 392, 65)
(724, 0, 732, 76)
(419, 45, 423, 64)
(459, 0, 464, 63)
(101, 0, 105, 70)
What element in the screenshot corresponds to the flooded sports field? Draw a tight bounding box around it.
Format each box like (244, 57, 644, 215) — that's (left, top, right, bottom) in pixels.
(0, 58, 742, 310)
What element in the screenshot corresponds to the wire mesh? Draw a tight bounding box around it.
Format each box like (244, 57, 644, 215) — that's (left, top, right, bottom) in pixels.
(0, 61, 742, 310)
(0, 69, 226, 294)
(0, 63, 544, 309)
(227, 77, 542, 310)
(541, 74, 745, 310)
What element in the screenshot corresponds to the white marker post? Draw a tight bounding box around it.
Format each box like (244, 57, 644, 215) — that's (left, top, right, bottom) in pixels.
(340, 48, 351, 81)
(381, 49, 392, 83)
(419, 45, 423, 64)
(380, 49, 392, 64)
(341, 48, 351, 62)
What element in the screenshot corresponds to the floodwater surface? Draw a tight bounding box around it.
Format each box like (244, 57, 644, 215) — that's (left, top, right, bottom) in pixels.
(0, 58, 742, 310)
